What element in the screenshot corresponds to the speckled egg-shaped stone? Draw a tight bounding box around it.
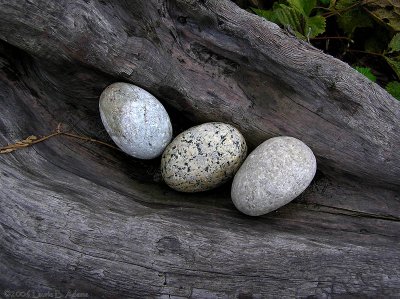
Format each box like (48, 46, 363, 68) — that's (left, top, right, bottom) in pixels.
(231, 137, 317, 216)
(161, 122, 247, 192)
(99, 83, 172, 159)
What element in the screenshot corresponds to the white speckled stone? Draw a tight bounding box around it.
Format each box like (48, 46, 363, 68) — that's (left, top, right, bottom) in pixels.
(161, 122, 247, 192)
(99, 83, 172, 159)
(231, 136, 316, 216)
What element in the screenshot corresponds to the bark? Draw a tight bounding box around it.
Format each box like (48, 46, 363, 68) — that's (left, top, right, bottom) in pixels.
(0, 0, 399, 188)
(0, 0, 399, 298)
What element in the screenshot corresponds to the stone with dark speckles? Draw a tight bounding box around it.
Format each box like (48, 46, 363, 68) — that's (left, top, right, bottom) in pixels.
(231, 136, 317, 216)
(161, 122, 247, 192)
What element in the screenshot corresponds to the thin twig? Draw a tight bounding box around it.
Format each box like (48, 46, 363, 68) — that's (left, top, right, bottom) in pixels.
(346, 49, 383, 57)
(311, 36, 353, 41)
(62, 132, 120, 150)
(0, 132, 62, 151)
(0, 123, 119, 154)
(323, 0, 378, 18)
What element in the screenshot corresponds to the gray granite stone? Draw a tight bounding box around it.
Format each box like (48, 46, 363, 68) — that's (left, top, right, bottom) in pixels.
(99, 82, 172, 159)
(231, 136, 316, 216)
(161, 122, 247, 192)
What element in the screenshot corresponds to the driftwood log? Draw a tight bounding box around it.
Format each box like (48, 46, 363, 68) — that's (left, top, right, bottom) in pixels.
(0, 0, 399, 297)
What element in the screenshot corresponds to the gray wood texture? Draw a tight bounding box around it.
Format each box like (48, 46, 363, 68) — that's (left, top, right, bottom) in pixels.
(0, 0, 399, 298)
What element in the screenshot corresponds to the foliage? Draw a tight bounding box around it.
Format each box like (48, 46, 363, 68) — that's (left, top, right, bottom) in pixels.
(335, 0, 373, 34)
(354, 66, 376, 82)
(364, 0, 400, 31)
(383, 33, 400, 81)
(251, 0, 326, 40)
(249, 0, 400, 97)
(386, 81, 400, 100)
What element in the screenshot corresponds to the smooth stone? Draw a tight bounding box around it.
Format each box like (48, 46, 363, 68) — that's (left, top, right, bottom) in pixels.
(99, 82, 172, 159)
(231, 136, 316, 216)
(161, 122, 247, 192)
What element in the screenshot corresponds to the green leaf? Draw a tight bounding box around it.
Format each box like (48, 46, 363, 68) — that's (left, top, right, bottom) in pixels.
(337, 11, 373, 34)
(305, 15, 326, 38)
(384, 56, 400, 79)
(388, 33, 400, 54)
(329, 0, 337, 9)
(364, 30, 391, 54)
(250, 7, 279, 23)
(319, 0, 331, 5)
(335, 0, 373, 34)
(274, 3, 305, 34)
(250, 1, 326, 39)
(385, 81, 400, 100)
(365, 0, 400, 31)
(354, 66, 377, 82)
(250, 3, 312, 39)
(335, 0, 355, 10)
(287, 0, 316, 16)
(335, 0, 373, 33)
(364, 38, 382, 53)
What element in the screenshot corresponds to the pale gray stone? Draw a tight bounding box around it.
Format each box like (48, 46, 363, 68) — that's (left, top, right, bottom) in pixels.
(231, 136, 317, 216)
(161, 122, 247, 192)
(99, 82, 172, 159)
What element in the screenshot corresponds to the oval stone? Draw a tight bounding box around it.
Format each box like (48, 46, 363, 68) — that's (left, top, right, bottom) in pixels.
(99, 83, 172, 159)
(161, 122, 247, 192)
(231, 136, 317, 216)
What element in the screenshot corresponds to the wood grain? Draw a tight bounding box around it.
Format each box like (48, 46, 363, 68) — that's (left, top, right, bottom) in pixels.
(0, 0, 399, 297)
(0, 0, 399, 187)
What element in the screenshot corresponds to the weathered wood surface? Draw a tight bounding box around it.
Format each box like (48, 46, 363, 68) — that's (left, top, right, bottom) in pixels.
(0, 0, 399, 188)
(0, 0, 399, 298)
